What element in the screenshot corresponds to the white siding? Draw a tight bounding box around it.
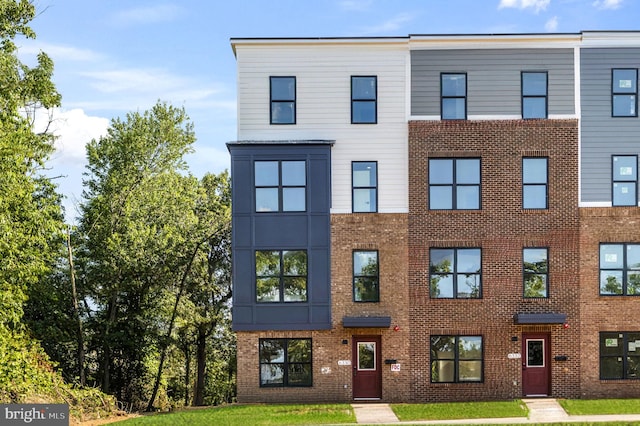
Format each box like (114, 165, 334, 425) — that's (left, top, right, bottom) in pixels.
(235, 43, 409, 213)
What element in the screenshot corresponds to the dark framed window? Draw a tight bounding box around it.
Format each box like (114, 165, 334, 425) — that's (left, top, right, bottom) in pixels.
(600, 243, 640, 295)
(522, 71, 548, 119)
(523, 157, 548, 209)
(353, 250, 379, 302)
(259, 338, 312, 387)
(441, 73, 467, 120)
(523, 248, 548, 298)
(270, 76, 296, 124)
(429, 158, 480, 210)
(351, 76, 377, 124)
(255, 160, 306, 212)
(612, 69, 638, 117)
(431, 335, 483, 383)
(612, 155, 638, 206)
(430, 248, 481, 299)
(600, 332, 640, 380)
(256, 250, 307, 302)
(352, 161, 377, 212)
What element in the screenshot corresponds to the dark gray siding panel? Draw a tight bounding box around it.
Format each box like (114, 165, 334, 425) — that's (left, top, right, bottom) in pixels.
(411, 49, 575, 116)
(581, 48, 640, 203)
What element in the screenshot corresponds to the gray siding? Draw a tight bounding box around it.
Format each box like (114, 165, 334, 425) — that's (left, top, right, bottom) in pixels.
(581, 48, 640, 203)
(411, 49, 575, 117)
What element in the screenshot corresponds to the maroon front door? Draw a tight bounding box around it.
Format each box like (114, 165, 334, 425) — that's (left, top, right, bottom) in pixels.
(522, 333, 551, 396)
(352, 335, 382, 399)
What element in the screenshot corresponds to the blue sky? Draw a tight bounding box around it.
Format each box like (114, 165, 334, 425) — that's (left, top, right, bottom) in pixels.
(17, 0, 636, 219)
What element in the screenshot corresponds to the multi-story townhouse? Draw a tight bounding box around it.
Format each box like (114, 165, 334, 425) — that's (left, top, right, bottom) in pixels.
(228, 31, 640, 403)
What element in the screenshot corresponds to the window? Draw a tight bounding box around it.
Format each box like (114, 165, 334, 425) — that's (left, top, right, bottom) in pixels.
(351, 76, 377, 124)
(429, 158, 480, 210)
(441, 73, 467, 120)
(612, 69, 637, 117)
(523, 248, 548, 298)
(523, 157, 548, 209)
(600, 243, 640, 295)
(256, 250, 307, 302)
(522, 72, 548, 119)
(352, 161, 377, 212)
(255, 160, 306, 212)
(259, 338, 312, 387)
(353, 250, 379, 302)
(430, 248, 481, 298)
(600, 332, 640, 380)
(612, 155, 638, 206)
(270, 76, 296, 124)
(431, 335, 483, 383)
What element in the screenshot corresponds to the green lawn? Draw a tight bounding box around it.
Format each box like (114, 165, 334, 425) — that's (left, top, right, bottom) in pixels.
(559, 398, 640, 415)
(116, 404, 355, 425)
(391, 400, 528, 421)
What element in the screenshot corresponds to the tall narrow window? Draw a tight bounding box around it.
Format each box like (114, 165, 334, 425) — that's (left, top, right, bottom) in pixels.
(352, 161, 377, 212)
(430, 248, 482, 299)
(523, 157, 548, 209)
(523, 248, 549, 298)
(600, 243, 640, 295)
(612, 155, 638, 206)
(259, 338, 312, 387)
(353, 250, 379, 302)
(600, 332, 640, 380)
(431, 335, 483, 383)
(255, 160, 306, 212)
(351, 76, 377, 124)
(522, 72, 548, 119)
(256, 250, 307, 302)
(429, 158, 480, 210)
(270, 76, 296, 124)
(612, 69, 638, 117)
(441, 73, 467, 120)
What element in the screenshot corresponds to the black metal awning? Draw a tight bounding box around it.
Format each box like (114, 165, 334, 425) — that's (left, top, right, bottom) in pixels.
(342, 316, 391, 328)
(513, 313, 567, 324)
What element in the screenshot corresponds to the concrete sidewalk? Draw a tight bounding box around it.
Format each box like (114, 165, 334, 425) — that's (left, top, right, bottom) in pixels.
(351, 398, 640, 424)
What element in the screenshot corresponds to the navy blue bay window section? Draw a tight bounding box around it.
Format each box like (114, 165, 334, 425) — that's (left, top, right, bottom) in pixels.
(352, 161, 377, 212)
(351, 76, 377, 124)
(522, 157, 548, 209)
(523, 248, 549, 298)
(612, 69, 638, 117)
(429, 158, 480, 210)
(270, 76, 296, 124)
(600, 332, 640, 380)
(430, 335, 483, 383)
(256, 250, 307, 303)
(441, 73, 467, 120)
(255, 160, 306, 212)
(600, 243, 640, 295)
(353, 250, 379, 302)
(259, 338, 312, 387)
(430, 248, 482, 299)
(522, 72, 548, 119)
(612, 155, 638, 206)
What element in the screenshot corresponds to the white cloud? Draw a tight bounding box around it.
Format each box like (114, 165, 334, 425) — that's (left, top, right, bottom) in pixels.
(112, 4, 186, 25)
(545, 16, 559, 31)
(359, 13, 414, 35)
(19, 41, 103, 62)
(498, 0, 551, 13)
(592, 0, 622, 9)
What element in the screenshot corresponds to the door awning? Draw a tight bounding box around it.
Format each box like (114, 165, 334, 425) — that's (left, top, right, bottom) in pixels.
(513, 313, 567, 324)
(342, 316, 391, 328)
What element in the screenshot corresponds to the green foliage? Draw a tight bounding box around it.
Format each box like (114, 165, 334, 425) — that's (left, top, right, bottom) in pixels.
(392, 400, 528, 421)
(559, 399, 640, 415)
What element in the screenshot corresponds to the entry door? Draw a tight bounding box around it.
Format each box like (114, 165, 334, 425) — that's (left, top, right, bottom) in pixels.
(352, 336, 382, 399)
(522, 333, 550, 396)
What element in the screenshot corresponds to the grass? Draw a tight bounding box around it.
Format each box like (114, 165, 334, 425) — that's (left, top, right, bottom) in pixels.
(391, 399, 528, 421)
(559, 398, 640, 415)
(116, 404, 355, 425)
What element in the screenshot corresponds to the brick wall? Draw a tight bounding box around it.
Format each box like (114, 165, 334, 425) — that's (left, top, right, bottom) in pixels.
(408, 120, 581, 401)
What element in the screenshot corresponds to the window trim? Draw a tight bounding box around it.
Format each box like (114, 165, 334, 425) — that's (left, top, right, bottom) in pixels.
(521, 71, 548, 119)
(429, 247, 482, 299)
(599, 243, 640, 296)
(352, 161, 378, 213)
(441, 72, 467, 120)
(351, 76, 377, 124)
(611, 68, 638, 118)
(430, 335, 484, 383)
(599, 332, 640, 380)
(612, 155, 638, 207)
(254, 160, 306, 213)
(270, 76, 296, 124)
(522, 157, 549, 210)
(259, 338, 313, 387)
(255, 250, 308, 303)
(428, 158, 481, 210)
(353, 250, 380, 303)
(523, 247, 549, 298)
